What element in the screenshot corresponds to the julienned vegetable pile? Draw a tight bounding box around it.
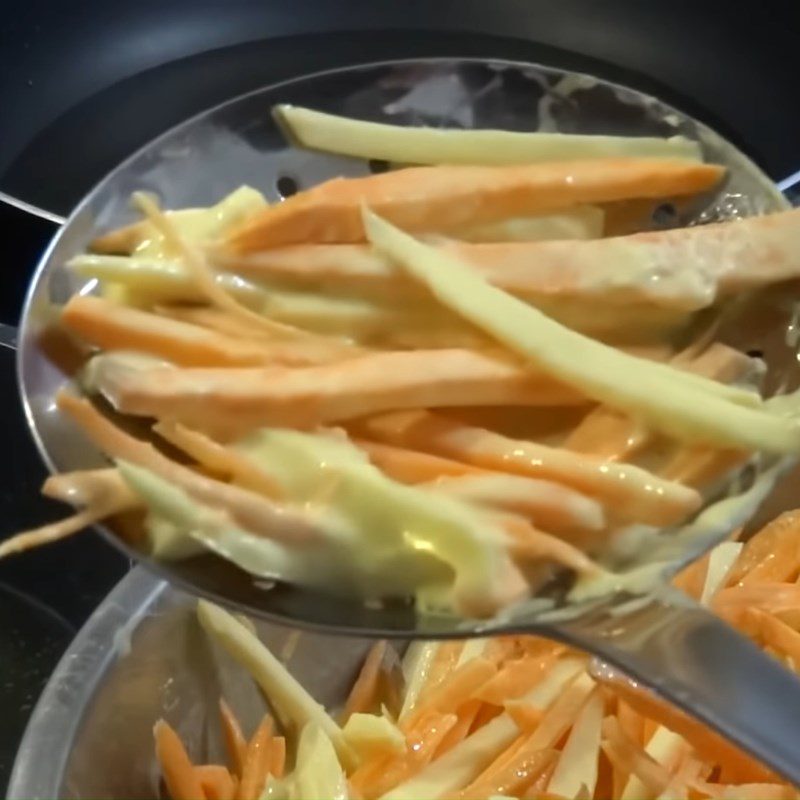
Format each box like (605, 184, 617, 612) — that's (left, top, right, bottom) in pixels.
(5, 106, 800, 616)
(155, 516, 800, 800)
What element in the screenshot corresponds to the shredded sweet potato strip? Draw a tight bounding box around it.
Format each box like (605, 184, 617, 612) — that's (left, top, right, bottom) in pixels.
(358, 410, 701, 526)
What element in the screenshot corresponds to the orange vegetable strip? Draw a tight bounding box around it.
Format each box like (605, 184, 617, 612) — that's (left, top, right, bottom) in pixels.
(157, 305, 352, 366)
(502, 517, 602, 575)
(56, 392, 318, 544)
(420, 641, 464, 698)
(728, 510, 800, 586)
(236, 715, 273, 800)
(61, 295, 282, 368)
(718, 784, 797, 800)
(505, 704, 544, 733)
(753, 609, 800, 666)
(473, 651, 560, 705)
(672, 552, 712, 601)
(225, 159, 724, 250)
(219, 699, 248, 778)
(433, 699, 483, 757)
(358, 410, 701, 526)
(564, 407, 649, 461)
(89, 348, 587, 432)
(269, 736, 286, 779)
(402, 657, 497, 730)
(457, 748, 557, 800)
(342, 640, 388, 721)
(713, 583, 800, 616)
(661, 446, 748, 490)
(0, 467, 140, 558)
(154, 720, 205, 800)
(474, 672, 594, 793)
(429, 203, 800, 309)
(601, 716, 672, 797)
(349, 711, 457, 798)
(134, 192, 334, 346)
(194, 766, 236, 800)
(353, 438, 483, 483)
(565, 342, 752, 461)
(154, 421, 283, 499)
(616, 699, 646, 748)
(595, 666, 777, 784)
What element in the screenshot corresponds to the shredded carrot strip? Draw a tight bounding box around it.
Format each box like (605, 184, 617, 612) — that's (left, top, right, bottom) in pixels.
(236, 715, 273, 800)
(432, 699, 482, 757)
(154, 720, 205, 800)
(601, 717, 671, 797)
(342, 640, 388, 721)
(402, 657, 496, 730)
(457, 747, 557, 799)
(269, 736, 286, 779)
(349, 711, 457, 798)
(218, 700, 248, 778)
(194, 765, 236, 800)
(473, 651, 560, 705)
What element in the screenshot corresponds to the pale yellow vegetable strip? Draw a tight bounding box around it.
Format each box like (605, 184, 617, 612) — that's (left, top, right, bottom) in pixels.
(363, 210, 755, 410)
(546, 687, 604, 799)
(362, 208, 800, 453)
(91, 185, 267, 255)
(196, 600, 357, 771)
(699, 542, 744, 606)
(380, 709, 521, 799)
(621, 726, 687, 800)
(68, 254, 265, 305)
(276, 105, 702, 165)
(381, 659, 583, 799)
(133, 192, 307, 338)
(88, 348, 587, 432)
(459, 673, 596, 798)
(257, 287, 486, 349)
(565, 343, 754, 460)
(358, 411, 701, 526)
(398, 642, 441, 723)
(133, 192, 355, 359)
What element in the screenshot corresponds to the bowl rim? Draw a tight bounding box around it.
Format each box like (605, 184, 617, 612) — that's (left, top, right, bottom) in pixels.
(6, 568, 165, 800)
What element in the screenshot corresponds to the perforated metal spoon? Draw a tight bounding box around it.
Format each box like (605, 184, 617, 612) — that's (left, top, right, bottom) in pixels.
(14, 58, 800, 783)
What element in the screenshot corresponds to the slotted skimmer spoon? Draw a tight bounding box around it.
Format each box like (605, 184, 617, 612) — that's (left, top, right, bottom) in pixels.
(12, 58, 800, 783)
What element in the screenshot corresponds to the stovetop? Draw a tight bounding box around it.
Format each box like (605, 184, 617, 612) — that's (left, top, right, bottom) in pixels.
(0, 202, 127, 792)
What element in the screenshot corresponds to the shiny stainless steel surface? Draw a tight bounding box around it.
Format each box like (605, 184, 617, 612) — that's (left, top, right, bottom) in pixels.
(13, 58, 800, 784)
(7, 568, 378, 800)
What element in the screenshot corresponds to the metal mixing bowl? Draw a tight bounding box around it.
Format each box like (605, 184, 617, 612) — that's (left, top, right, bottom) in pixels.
(7, 568, 380, 800)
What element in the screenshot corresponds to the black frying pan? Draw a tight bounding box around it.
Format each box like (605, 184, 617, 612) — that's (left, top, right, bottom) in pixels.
(2, 0, 800, 219)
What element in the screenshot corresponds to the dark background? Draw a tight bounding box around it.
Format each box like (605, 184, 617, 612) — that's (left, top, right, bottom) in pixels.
(2, 0, 800, 791)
